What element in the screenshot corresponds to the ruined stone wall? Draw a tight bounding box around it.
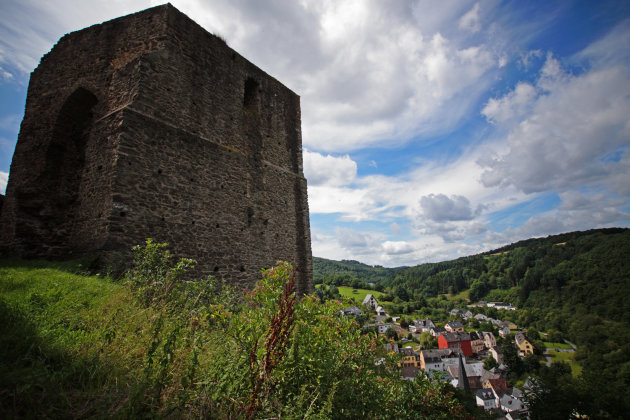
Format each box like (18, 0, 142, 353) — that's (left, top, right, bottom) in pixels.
(0, 4, 312, 293)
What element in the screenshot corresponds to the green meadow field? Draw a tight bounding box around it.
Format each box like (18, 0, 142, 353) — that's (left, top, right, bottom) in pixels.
(337, 286, 385, 304)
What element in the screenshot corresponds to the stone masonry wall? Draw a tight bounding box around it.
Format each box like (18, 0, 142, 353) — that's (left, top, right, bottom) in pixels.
(0, 4, 312, 293)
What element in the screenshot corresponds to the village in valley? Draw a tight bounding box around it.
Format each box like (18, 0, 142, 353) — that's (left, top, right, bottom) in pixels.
(340, 293, 561, 419)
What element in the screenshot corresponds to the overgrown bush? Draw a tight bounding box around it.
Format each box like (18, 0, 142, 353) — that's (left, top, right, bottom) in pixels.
(126, 238, 196, 307)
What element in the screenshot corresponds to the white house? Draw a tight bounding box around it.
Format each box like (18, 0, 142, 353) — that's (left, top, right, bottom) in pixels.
(362, 294, 378, 310)
(420, 349, 463, 372)
(413, 319, 435, 332)
(476, 388, 498, 410)
(483, 332, 497, 349)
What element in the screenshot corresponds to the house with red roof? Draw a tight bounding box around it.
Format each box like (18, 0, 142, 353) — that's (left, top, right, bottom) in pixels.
(437, 332, 472, 356)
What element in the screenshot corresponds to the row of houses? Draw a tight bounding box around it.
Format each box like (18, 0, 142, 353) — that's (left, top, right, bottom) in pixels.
(407, 316, 508, 339)
(475, 379, 528, 418)
(393, 344, 528, 416)
(437, 331, 497, 357)
(467, 301, 517, 310)
(348, 295, 530, 415)
(452, 310, 517, 338)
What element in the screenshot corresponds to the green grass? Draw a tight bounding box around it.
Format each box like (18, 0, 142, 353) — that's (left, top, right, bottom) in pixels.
(0, 258, 167, 417)
(337, 286, 384, 304)
(438, 289, 470, 303)
(544, 341, 573, 350)
(452, 289, 470, 301)
(548, 350, 582, 377)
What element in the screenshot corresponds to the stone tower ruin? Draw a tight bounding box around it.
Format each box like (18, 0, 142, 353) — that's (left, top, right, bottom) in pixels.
(0, 4, 312, 294)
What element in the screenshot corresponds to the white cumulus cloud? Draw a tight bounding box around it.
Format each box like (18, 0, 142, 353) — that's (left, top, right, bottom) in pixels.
(420, 193, 474, 222)
(303, 149, 356, 186)
(480, 54, 630, 194)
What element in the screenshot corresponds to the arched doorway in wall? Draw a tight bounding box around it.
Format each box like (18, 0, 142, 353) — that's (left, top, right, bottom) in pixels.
(36, 87, 98, 255)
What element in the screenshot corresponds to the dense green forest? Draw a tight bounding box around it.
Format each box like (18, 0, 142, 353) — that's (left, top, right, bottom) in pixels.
(313, 256, 400, 287)
(314, 227, 630, 417)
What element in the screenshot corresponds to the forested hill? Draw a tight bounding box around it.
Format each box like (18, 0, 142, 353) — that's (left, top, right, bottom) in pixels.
(384, 227, 630, 305)
(312, 257, 401, 285)
(315, 228, 629, 305)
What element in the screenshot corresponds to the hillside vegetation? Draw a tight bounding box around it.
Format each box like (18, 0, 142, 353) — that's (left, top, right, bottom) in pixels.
(313, 257, 399, 286)
(0, 241, 470, 419)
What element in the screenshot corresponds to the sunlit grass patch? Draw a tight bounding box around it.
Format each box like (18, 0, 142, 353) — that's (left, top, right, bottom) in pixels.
(337, 286, 385, 303)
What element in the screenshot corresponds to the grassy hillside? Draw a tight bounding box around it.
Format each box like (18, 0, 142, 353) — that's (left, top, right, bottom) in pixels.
(0, 251, 470, 419)
(337, 286, 385, 303)
(0, 259, 156, 417)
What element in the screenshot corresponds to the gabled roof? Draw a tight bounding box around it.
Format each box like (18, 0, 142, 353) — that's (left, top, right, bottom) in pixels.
(441, 332, 471, 343)
(486, 377, 509, 397)
(481, 368, 500, 384)
(469, 331, 482, 341)
(500, 393, 526, 412)
(511, 387, 524, 399)
(399, 347, 418, 356)
(476, 388, 495, 400)
(414, 319, 434, 327)
(340, 306, 363, 316)
(401, 366, 420, 379)
(515, 332, 530, 345)
(362, 294, 374, 304)
(446, 321, 464, 328)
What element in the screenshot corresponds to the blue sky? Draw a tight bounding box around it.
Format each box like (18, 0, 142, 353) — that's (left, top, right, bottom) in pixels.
(1, 0, 629, 266)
